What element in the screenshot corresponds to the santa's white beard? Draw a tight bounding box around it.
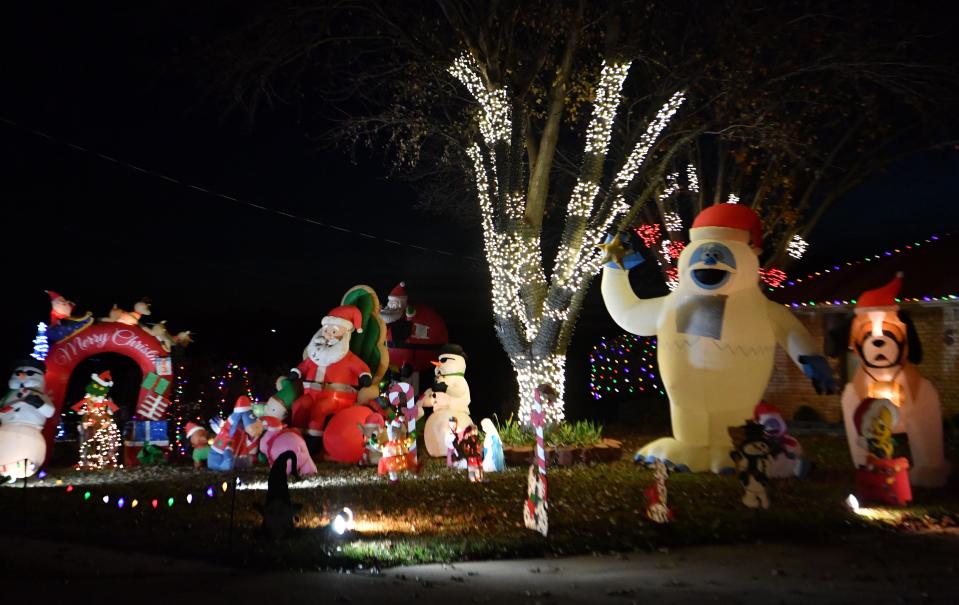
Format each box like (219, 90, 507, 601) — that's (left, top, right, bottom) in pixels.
(380, 307, 403, 324)
(308, 335, 350, 367)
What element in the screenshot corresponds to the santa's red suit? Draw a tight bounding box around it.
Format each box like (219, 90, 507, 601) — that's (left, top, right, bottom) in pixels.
(386, 304, 449, 372)
(291, 352, 371, 436)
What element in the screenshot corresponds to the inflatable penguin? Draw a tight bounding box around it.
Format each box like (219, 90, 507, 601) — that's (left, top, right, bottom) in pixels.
(0, 359, 55, 479)
(417, 344, 473, 457)
(601, 204, 836, 473)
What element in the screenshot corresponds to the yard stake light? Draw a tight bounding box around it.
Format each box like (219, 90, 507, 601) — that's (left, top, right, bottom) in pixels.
(331, 507, 354, 536)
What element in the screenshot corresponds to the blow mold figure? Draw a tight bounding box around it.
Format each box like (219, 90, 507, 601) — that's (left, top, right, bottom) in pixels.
(601, 204, 837, 472)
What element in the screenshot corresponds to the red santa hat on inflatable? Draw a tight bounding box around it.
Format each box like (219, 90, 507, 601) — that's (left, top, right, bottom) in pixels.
(388, 282, 416, 319)
(854, 272, 904, 338)
(91, 371, 114, 388)
(753, 401, 783, 423)
(322, 305, 364, 333)
(389, 282, 408, 303)
(184, 422, 205, 439)
(690, 204, 764, 253)
(233, 395, 253, 414)
(853, 397, 899, 437)
(856, 272, 903, 313)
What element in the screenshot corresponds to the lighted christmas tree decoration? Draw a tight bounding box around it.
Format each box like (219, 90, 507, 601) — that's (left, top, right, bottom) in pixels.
(30, 322, 49, 361)
(726, 193, 740, 204)
(786, 234, 809, 260)
(72, 372, 122, 471)
(588, 334, 664, 401)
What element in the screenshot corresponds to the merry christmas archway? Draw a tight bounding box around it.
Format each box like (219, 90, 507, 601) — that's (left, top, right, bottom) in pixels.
(42, 323, 173, 462)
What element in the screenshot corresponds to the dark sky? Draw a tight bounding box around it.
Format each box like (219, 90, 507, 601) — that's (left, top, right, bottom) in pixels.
(1, 2, 956, 419)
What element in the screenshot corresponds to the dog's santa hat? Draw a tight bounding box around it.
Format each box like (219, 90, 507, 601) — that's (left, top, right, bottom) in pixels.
(853, 272, 904, 340)
(321, 305, 364, 333)
(690, 204, 763, 252)
(856, 272, 903, 313)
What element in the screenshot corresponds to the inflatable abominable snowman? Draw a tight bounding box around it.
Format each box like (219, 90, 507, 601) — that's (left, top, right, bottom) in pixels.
(601, 204, 836, 473)
(837, 273, 950, 488)
(418, 344, 473, 457)
(0, 359, 55, 479)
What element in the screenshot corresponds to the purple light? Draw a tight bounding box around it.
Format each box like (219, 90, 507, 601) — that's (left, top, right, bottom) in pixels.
(923, 296, 931, 301)
(833, 265, 840, 270)
(931, 235, 939, 240)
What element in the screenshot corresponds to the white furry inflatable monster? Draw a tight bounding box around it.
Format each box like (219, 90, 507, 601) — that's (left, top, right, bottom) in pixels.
(601, 204, 836, 473)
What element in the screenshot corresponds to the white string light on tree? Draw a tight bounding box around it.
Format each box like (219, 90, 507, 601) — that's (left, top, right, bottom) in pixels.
(787, 234, 809, 260)
(727, 193, 740, 204)
(451, 51, 685, 425)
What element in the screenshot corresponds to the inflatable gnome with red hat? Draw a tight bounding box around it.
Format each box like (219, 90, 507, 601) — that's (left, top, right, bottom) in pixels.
(380, 281, 449, 393)
(836, 273, 950, 487)
(601, 204, 837, 473)
(289, 305, 373, 438)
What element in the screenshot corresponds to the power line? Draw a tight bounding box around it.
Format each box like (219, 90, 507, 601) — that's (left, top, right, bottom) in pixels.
(0, 116, 480, 261)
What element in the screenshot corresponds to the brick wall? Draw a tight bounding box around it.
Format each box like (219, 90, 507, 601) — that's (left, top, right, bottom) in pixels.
(764, 304, 959, 422)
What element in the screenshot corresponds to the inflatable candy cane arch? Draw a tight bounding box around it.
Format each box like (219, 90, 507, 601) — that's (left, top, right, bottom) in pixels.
(524, 385, 550, 537)
(388, 382, 417, 465)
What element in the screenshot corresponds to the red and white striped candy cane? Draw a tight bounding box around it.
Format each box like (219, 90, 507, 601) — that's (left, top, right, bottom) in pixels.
(531, 387, 547, 476)
(388, 382, 417, 461)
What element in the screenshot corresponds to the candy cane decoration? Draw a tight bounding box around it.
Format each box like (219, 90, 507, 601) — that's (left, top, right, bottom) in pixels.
(524, 385, 550, 536)
(388, 382, 417, 463)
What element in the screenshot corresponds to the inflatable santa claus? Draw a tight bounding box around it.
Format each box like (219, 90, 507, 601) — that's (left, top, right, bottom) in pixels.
(380, 282, 448, 392)
(289, 305, 373, 437)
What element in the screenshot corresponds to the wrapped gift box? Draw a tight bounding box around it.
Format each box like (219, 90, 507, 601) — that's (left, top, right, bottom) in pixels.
(123, 420, 170, 467)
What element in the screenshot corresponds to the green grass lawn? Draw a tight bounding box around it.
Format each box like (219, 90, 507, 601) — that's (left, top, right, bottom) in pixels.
(2, 428, 957, 570)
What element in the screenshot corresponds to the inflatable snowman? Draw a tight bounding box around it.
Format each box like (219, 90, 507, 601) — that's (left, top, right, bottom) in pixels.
(601, 204, 836, 473)
(417, 344, 473, 457)
(0, 359, 56, 479)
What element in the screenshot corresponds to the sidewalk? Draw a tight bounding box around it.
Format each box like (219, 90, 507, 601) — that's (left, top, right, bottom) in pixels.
(2, 530, 957, 603)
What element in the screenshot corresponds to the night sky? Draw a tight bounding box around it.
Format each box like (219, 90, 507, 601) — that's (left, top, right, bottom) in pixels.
(2, 3, 957, 420)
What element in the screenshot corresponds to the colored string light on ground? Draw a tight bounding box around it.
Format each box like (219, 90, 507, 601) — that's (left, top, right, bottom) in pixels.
(63, 481, 226, 513)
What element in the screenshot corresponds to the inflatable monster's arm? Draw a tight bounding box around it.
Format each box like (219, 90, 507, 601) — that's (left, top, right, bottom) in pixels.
(600, 267, 665, 336)
(766, 300, 838, 394)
